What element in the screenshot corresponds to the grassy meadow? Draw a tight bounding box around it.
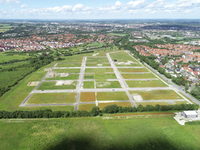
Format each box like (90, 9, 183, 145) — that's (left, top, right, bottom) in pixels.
(0, 116, 200, 150)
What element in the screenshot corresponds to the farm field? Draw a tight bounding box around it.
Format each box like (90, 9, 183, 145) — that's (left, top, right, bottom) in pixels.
(0, 24, 12, 32)
(0, 50, 192, 111)
(1, 116, 200, 150)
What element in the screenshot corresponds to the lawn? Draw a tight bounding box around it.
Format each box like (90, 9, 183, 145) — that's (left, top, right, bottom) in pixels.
(126, 80, 167, 87)
(1, 117, 200, 150)
(85, 68, 114, 73)
(27, 93, 76, 104)
(80, 92, 96, 102)
(97, 92, 129, 101)
(38, 81, 77, 90)
(122, 73, 156, 79)
(130, 90, 182, 100)
(118, 68, 149, 73)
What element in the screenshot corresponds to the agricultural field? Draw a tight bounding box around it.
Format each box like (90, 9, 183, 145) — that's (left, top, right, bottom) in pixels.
(0, 50, 192, 112)
(0, 24, 12, 32)
(1, 116, 200, 150)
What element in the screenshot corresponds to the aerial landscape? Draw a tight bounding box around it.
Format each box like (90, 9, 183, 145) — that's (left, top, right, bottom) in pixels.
(0, 0, 200, 150)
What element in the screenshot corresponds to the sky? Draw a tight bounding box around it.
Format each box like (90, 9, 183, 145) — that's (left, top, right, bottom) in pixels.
(0, 0, 200, 19)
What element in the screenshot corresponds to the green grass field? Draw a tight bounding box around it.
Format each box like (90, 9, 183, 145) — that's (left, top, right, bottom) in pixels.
(130, 90, 182, 100)
(0, 116, 200, 150)
(126, 80, 167, 87)
(28, 93, 76, 104)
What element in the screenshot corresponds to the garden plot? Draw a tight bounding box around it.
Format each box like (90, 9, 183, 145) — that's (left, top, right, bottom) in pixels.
(27, 93, 76, 104)
(97, 92, 129, 101)
(126, 80, 167, 87)
(38, 81, 77, 90)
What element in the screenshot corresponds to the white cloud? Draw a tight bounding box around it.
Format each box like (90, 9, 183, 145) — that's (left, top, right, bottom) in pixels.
(0, 0, 19, 3)
(127, 0, 146, 8)
(99, 1, 122, 11)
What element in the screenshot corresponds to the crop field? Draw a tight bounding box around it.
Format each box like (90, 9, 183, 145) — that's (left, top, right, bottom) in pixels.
(1, 117, 200, 150)
(0, 50, 192, 111)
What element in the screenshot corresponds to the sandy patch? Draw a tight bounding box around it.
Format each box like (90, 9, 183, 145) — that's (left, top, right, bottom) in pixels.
(132, 94, 143, 102)
(97, 82, 111, 88)
(27, 81, 40, 86)
(93, 53, 99, 56)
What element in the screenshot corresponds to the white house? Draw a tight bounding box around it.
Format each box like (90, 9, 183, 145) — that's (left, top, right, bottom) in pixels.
(181, 111, 198, 119)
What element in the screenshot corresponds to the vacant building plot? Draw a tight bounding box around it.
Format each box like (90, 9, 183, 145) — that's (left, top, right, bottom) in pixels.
(27, 93, 76, 104)
(86, 56, 110, 67)
(83, 81, 95, 88)
(46, 74, 79, 80)
(96, 81, 121, 88)
(98, 102, 132, 109)
(129, 90, 182, 100)
(80, 92, 96, 102)
(54, 69, 80, 73)
(122, 73, 156, 79)
(97, 92, 129, 101)
(110, 51, 138, 62)
(126, 80, 167, 87)
(118, 68, 149, 73)
(38, 81, 76, 90)
(79, 104, 96, 111)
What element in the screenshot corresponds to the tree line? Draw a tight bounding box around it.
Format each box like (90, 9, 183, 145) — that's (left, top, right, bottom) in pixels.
(0, 104, 198, 119)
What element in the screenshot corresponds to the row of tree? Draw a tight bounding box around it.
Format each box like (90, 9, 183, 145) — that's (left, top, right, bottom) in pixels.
(0, 104, 198, 119)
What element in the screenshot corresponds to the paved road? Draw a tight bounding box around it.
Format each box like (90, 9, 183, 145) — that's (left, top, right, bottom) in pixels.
(107, 53, 137, 107)
(75, 56, 87, 110)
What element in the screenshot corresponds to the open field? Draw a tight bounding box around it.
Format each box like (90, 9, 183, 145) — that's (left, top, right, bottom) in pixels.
(1, 117, 200, 150)
(0, 50, 192, 111)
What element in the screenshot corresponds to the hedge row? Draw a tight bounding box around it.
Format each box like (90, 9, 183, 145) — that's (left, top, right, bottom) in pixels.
(0, 104, 198, 119)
